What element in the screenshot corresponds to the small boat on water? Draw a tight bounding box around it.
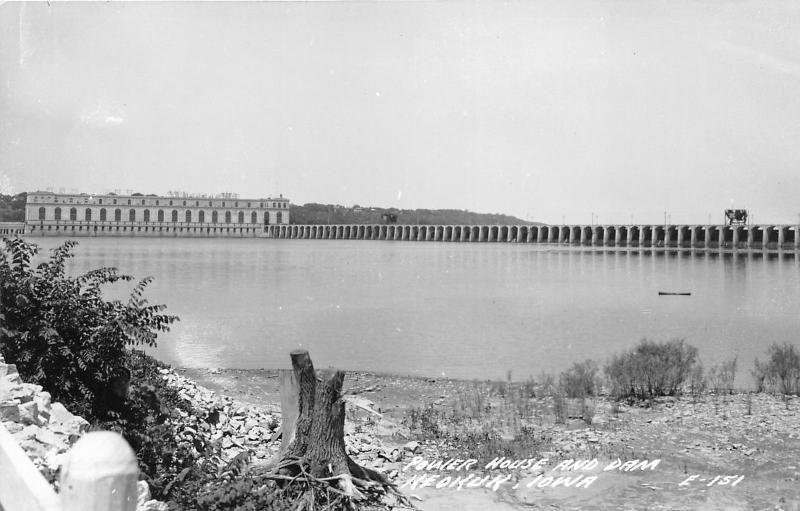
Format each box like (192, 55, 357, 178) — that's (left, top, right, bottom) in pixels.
(658, 291, 691, 296)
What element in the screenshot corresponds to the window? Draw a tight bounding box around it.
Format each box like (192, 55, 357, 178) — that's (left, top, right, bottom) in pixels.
(113, 199, 117, 205)
(247, 202, 251, 207)
(99, 198, 103, 205)
(238, 211, 244, 223)
(169, 200, 173, 206)
(183, 201, 186, 206)
(54, 207, 62, 220)
(234, 201, 239, 207)
(199, 211, 205, 223)
(129, 209, 136, 222)
(225, 211, 231, 223)
(156, 200, 160, 206)
(69, 208, 77, 221)
(208, 201, 212, 207)
(195, 201, 199, 206)
(264, 211, 269, 225)
(115, 209, 122, 221)
(157, 210, 164, 222)
(222, 202, 226, 207)
(171, 210, 178, 222)
(127, 199, 131, 205)
(144, 209, 150, 222)
(277, 212, 283, 224)
(100, 208, 107, 221)
(142, 200, 146, 205)
(251, 211, 257, 223)
(185, 210, 192, 223)
(212, 211, 218, 223)
(85, 208, 92, 221)
(260, 202, 263, 208)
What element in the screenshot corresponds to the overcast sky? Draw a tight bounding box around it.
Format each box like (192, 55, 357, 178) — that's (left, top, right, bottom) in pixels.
(1, 1, 799, 224)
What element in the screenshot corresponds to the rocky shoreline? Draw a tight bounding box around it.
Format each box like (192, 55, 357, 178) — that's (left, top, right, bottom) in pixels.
(1, 356, 409, 511)
(5, 356, 800, 510)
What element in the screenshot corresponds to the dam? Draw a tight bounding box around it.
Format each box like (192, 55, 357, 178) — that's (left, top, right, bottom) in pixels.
(266, 223, 800, 251)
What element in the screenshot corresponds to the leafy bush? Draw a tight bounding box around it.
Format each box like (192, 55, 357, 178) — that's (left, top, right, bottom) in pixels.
(0, 238, 178, 417)
(95, 350, 207, 500)
(0, 238, 204, 502)
(753, 343, 800, 395)
(559, 360, 598, 398)
(604, 339, 698, 400)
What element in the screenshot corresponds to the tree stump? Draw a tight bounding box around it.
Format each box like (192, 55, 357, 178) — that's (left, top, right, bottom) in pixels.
(275, 350, 392, 502)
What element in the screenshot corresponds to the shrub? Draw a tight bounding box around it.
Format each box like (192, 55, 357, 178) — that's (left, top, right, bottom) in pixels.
(707, 356, 737, 395)
(751, 358, 770, 393)
(754, 343, 800, 395)
(0, 239, 201, 502)
(0, 238, 178, 417)
(96, 350, 206, 500)
(604, 338, 698, 400)
(688, 362, 706, 398)
(559, 360, 598, 398)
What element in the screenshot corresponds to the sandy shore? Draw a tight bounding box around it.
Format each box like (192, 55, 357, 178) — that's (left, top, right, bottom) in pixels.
(178, 367, 800, 511)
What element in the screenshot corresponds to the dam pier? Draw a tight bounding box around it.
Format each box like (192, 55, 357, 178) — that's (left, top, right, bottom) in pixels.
(266, 223, 800, 251)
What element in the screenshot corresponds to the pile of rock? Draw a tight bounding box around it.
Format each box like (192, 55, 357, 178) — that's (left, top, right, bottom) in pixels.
(0, 356, 88, 475)
(0, 355, 168, 511)
(157, 367, 282, 462)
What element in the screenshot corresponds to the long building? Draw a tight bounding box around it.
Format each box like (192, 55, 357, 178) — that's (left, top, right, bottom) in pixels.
(24, 191, 289, 237)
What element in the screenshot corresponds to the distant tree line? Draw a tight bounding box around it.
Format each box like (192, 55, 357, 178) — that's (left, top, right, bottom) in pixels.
(290, 203, 537, 225)
(0, 192, 26, 222)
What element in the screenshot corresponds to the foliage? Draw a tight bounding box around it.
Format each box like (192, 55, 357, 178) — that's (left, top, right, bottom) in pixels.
(559, 360, 598, 398)
(707, 356, 738, 394)
(290, 202, 534, 226)
(753, 343, 800, 395)
(95, 350, 203, 500)
(0, 192, 26, 222)
(688, 361, 706, 397)
(604, 339, 698, 400)
(0, 238, 178, 417)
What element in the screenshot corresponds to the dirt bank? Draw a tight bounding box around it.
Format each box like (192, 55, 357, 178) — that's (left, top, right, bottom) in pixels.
(178, 368, 800, 511)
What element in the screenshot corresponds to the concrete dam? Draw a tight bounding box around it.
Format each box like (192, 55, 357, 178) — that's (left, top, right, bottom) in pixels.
(266, 223, 800, 251)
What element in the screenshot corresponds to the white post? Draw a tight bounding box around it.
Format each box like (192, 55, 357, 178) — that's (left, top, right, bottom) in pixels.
(0, 423, 60, 511)
(59, 432, 139, 511)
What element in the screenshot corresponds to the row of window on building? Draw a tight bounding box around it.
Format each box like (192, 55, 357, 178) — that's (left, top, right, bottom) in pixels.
(37, 207, 283, 224)
(32, 196, 288, 209)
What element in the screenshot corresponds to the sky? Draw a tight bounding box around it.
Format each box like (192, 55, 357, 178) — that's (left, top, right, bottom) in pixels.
(1, 1, 799, 225)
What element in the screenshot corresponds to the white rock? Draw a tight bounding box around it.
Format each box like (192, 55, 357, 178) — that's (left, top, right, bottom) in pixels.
(139, 500, 169, 511)
(34, 427, 65, 448)
(44, 449, 68, 472)
(18, 401, 39, 425)
(0, 401, 21, 421)
(2, 420, 23, 434)
(49, 402, 74, 424)
(0, 363, 18, 378)
(137, 480, 152, 504)
(2, 372, 22, 385)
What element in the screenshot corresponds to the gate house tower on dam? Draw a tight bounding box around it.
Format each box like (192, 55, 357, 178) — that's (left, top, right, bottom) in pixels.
(25, 191, 289, 237)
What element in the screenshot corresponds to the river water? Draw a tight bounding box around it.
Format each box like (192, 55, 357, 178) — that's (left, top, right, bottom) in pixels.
(27, 237, 800, 382)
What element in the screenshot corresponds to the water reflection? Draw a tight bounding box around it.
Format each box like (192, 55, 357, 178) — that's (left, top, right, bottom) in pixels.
(28, 237, 800, 383)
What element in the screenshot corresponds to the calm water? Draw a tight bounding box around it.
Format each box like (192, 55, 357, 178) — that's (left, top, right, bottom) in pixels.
(28, 237, 800, 382)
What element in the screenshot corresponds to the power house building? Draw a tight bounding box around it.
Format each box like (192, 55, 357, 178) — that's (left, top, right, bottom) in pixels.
(25, 191, 289, 238)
